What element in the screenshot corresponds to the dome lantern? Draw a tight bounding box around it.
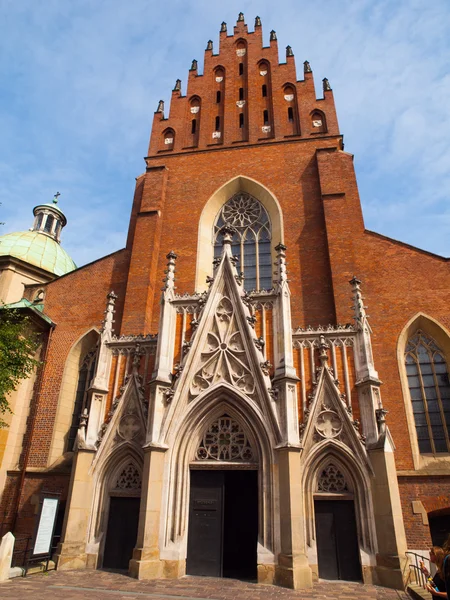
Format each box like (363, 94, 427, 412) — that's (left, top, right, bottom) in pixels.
(32, 192, 67, 243)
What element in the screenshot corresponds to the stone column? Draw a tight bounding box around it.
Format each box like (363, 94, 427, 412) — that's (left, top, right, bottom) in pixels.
(129, 444, 170, 579)
(54, 449, 96, 570)
(275, 447, 312, 589)
(369, 436, 408, 589)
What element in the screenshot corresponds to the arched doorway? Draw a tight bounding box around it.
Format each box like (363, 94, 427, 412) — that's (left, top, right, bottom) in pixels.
(102, 461, 142, 570)
(186, 414, 259, 580)
(314, 463, 361, 581)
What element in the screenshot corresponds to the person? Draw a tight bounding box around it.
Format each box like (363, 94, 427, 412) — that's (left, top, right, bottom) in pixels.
(420, 546, 447, 598)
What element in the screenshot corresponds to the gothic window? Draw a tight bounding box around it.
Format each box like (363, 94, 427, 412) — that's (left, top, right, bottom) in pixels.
(214, 192, 272, 291)
(113, 463, 142, 491)
(317, 464, 349, 493)
(66, 347, 97, 452)
(196, 415, 254, 462)
(405, 331, 450, 453)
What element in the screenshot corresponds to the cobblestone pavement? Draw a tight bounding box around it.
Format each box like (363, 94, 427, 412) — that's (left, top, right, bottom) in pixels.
(0, 569, 410, 600)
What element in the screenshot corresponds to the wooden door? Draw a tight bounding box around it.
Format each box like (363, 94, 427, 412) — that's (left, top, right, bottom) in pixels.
(186, 471, 224, 577)
(103, 496, 140, 570)
(315, 499, 361, 581)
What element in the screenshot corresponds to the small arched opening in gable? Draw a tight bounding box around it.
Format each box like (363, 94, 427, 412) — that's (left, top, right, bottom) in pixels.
(310, 109, 327, 134)
(161, 127, 175, 151)
(283, 84, 300, 136)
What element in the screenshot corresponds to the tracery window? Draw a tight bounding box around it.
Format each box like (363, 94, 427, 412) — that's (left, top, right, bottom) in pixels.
(317, 464, 349, 493)
(405, 330, 450, 453)
(214, 192, 272, 291)
(196, 415, 254, 462)
(114, 463, 142, 491)
(66, 347, 97, 451)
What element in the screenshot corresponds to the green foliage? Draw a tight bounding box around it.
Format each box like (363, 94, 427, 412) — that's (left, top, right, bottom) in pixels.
(0, 307, 41, 428)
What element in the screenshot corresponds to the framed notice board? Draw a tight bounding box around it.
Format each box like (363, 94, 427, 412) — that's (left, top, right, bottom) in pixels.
(31, 493, 60, 558)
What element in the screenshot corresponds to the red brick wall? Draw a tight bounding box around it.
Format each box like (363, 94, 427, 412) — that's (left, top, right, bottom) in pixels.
(25, 249, 130, 467)
(398, 477, 450, 548)
(148, 18, 339, 155)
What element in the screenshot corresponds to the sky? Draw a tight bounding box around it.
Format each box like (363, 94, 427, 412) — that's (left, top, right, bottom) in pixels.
(0, 0, 449, 267)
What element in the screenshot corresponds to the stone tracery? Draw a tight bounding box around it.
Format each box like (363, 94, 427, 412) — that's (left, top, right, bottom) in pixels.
(195, 415, 254, 461)
(190, 297, 255, 397)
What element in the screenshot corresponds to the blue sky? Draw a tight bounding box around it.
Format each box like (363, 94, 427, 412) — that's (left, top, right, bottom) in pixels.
(1, 0, 449, 266)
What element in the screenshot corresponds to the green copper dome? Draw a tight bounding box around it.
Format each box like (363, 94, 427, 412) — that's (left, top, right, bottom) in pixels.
(0, 230, 76, 276)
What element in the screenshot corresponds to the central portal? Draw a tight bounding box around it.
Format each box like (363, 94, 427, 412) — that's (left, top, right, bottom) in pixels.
(186, 469, 258, 580)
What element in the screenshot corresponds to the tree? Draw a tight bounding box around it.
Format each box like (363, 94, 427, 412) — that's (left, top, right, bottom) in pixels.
(0, 307, 41, 428)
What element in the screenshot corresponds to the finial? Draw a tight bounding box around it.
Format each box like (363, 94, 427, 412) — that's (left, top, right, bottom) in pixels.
(53, 191, 61, 204)
(349, 276, 369, 332)
(156, 99, 164, 113)
(219, 224, 237, 256)
(286, 45, 294, 57)
(132, 343, 142, 374)
(270, 30, 277, 41)
(173, 79, 181, 92)
(220, 21, 227, 32)
(163, 251, 177, 291)
(318, 335, 329, 365)
(255, 16, 261, 27)
(237, 12, 244, 22)
(101, 291, 118, 335)
(304, 60, 312, 73)
(190, 59, 198, 71)
(274, 243, 288, 285)
(206, 40, 213, 51)
(323, 78, 331, 92)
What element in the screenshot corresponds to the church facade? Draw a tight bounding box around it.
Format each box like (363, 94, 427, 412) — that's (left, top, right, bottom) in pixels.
(1, 14, 450, 591)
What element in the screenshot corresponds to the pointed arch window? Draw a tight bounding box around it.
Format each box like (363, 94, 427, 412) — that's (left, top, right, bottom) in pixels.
(405, 330, 450, 453)
(214, 192, 272, 291)
(66, 347, 97, 451)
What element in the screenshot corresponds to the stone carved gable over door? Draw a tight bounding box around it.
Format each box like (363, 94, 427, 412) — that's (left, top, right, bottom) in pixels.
(159, 245, 282, 447)
(91, 373, 147, 469)
(191, 296, 255, 397)
(300, 339, 372, 474)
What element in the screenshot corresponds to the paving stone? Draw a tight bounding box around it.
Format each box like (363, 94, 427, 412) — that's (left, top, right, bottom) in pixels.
(0, 569, 410, 600)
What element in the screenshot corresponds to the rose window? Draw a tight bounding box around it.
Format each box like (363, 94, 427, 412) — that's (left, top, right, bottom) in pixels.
(196, 415, 254, 461)
(222, 194, 261, 228)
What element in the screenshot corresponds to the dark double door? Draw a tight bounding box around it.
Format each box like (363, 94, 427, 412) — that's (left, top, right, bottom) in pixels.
(103, 496, 140, 570)
(315, 499, 361, 581)
(187, 470, 258, 580)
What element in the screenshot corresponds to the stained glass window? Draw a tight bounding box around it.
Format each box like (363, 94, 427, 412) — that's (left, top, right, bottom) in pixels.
(214, 192, 272, 291)
(66, 348, 97, 452)
(405, 330, 450, 453)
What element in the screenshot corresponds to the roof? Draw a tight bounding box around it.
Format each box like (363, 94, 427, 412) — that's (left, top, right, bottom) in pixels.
(2, 298, 55, 326)
(0, 230, 76, 276)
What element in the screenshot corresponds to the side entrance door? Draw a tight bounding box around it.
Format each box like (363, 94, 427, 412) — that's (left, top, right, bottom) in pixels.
(315, 499, 361, 581)
(103, 496, 140, 570)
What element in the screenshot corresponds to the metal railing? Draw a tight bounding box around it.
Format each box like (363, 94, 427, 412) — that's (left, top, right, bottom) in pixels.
(405, 551, 431, 590)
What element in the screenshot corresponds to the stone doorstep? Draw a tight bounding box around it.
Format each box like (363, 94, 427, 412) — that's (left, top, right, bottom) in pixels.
(9, 560, 56, 579)
(406, 582, 430, 600)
